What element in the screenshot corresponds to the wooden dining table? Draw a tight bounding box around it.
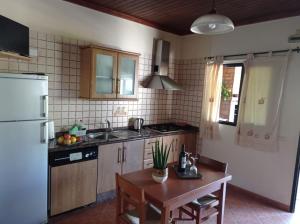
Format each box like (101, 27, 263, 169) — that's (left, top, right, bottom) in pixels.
(121, 163, 232, 224)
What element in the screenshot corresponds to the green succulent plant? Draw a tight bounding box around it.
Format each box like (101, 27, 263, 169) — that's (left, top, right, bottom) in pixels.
(152, 140, 172, 170)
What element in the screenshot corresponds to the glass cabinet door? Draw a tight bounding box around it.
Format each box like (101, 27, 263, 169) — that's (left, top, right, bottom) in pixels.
(117, 53, 138, 99)
(91, 49, 117, 98)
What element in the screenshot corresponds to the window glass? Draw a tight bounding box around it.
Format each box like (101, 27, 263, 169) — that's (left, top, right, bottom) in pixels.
(219, 63, 244, 126)
(119, 57, 135, 96)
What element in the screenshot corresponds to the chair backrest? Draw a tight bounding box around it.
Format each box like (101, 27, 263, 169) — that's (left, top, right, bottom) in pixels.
(116, 173, 146, 223)
(197, 155, 228, 173)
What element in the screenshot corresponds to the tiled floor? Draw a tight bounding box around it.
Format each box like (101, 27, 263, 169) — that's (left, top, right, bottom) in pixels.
(49, 189, 300, 224)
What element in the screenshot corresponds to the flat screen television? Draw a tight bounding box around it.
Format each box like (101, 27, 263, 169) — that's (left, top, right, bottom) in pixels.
(0, 15, 29, 57)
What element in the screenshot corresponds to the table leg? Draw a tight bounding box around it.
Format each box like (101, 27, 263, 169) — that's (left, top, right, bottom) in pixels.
(161, 207, 170, 224)
(217, 183, 227, 224)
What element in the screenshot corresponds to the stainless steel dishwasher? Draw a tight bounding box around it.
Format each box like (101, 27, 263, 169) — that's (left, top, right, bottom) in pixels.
(49, 146, 98, 216)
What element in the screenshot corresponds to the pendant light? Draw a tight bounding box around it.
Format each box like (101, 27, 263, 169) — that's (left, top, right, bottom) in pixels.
(191, 0, 234, 35)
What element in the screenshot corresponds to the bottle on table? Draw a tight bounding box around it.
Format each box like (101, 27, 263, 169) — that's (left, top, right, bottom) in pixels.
(178, 144, 187, 172)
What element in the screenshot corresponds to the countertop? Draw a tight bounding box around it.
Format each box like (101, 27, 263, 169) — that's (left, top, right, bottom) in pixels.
(48, 124, 199, 153)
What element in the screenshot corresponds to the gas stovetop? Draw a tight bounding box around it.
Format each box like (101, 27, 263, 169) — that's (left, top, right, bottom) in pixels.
(147, 123, 183, 133)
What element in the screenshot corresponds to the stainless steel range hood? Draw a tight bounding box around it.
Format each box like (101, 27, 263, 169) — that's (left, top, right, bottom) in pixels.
(143, 39, 183, 90)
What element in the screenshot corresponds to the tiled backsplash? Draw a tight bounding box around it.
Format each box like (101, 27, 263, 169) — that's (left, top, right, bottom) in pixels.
(0, 30, 206, 150)
(0, 30, 179, 132)
(172, 59, 205, 126)
(172, 59, 205, 151)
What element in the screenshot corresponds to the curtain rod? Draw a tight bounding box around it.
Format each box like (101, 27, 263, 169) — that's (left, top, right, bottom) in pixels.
(205, 46, 300, 60)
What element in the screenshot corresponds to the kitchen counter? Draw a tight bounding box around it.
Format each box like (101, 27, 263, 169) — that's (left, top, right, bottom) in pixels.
(48, 124, 199, 153)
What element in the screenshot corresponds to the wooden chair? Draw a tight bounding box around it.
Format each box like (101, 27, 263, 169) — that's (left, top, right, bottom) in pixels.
(175, 155, 228, 224)
(116, 173, 172, 224)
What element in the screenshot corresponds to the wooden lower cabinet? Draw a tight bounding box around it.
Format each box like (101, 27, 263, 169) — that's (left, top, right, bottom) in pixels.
(50, 133, 197, 215)
(184, 133, 197, 154)
(97, 143, 122, 194)
(50, 160, 98, 216)
(162, 133, 196, 163)
(122, 140, 144, 174)
(143, 133, 197, 168)
(162, 135, 177, 164)
(97, 140, 144, 194)
(144, 159, 154, 169)
(143, 137, 162, 169)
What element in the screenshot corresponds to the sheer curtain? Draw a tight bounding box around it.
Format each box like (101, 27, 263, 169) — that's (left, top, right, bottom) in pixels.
(236, 52, 291, 151)
(200, 57, 223, 139)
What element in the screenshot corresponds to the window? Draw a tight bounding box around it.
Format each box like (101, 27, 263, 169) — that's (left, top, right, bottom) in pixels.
(219, 63, 244, 126)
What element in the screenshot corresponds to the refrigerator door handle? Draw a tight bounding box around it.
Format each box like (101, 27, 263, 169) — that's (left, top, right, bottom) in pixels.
(41, 122, 48, 144)
(42, 95, 48, 118)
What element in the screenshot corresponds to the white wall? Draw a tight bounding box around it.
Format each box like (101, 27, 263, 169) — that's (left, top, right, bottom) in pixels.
(182, 16, 300, 205)
(0, 0, 182, 58)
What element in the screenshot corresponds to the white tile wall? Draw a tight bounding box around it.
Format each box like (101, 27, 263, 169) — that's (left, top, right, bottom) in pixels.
(0, 30, 178, 132)
(172, 59, 205, 126)
(171, 59, 206, 151)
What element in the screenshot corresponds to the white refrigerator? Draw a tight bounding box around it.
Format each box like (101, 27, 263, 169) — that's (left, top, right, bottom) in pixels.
(0, 73, 48, 224)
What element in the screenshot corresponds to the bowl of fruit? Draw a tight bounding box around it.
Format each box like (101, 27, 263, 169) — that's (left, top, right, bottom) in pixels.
(57, 134, 82, 146)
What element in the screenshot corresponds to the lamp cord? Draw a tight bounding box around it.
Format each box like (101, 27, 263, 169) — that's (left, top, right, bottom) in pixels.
(210, 0, 217, 14)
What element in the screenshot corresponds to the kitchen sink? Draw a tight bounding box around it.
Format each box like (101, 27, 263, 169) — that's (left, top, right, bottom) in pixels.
(87, 129, 143, 141)
(88, 132, 119, 141)
(95, 134, 118, 140)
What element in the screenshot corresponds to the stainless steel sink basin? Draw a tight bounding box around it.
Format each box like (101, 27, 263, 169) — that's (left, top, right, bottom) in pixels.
(88, 132, 119, 141)
(95, 134, 118, 140)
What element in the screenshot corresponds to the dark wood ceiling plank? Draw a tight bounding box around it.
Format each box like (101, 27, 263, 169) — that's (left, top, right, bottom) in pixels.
(64, 0, 181, 34)
(63, 0, 300, 35)
(139, 1, 200, 18)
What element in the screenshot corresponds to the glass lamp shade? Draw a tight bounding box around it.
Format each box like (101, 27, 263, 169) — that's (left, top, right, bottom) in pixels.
(190, 13, 234, 35)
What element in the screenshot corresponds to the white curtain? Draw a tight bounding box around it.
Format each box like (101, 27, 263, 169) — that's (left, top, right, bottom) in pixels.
(236, 52, 290, 151)
(200, 57, 223, 139)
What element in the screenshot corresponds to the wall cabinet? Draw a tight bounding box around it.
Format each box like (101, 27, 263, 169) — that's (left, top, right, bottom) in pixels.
(97, 139, 144, 194)
(80, 46, 139, 100)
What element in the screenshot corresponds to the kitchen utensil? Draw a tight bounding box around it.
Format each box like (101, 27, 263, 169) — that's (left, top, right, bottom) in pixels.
(133, 118, 144, 131)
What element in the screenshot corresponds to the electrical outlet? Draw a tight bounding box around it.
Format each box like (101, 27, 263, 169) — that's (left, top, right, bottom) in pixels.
(113, 106, 128, 116)
(29, 47, 38, 57)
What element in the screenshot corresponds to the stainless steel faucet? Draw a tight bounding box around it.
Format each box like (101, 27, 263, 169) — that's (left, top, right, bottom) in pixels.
(106, 119, 113, 132)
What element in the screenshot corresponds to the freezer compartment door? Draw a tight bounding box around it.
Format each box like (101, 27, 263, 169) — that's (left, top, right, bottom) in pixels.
(0, 120, 48, 224)
(0, 75, 48, 121)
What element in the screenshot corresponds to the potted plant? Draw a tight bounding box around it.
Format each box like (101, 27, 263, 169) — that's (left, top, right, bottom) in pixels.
(151, 140, 172, 183)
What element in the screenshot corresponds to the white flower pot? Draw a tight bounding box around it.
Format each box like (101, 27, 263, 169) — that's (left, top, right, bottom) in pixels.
(152, 168, 168, 183)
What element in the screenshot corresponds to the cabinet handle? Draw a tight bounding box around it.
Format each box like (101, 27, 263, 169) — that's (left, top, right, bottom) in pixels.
(117, 78, 120, 94)
(117, 147, 122, 163)
(122, 147, 127, 162)
(41, 122, 48, 144)
(42, 95, 48, 118)
(112, 78, 116, 93)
